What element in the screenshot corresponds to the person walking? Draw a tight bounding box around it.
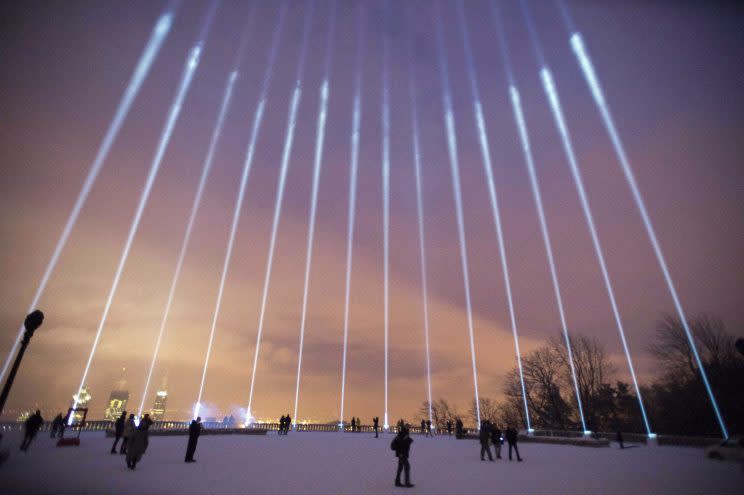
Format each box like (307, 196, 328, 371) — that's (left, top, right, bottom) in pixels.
(20, 410, 43, 451)
(185, 417, 202, 462)
(391, 425, 414, 488)
(505, 426, 523, 462)
(373, 417, 379, 438)
(111, 411, 126, 454)
(479, 421, 494, 461)
(491, 424, 502, 459)
(125, 414, 153, 470)
(50, 413, 63, 439)
(120, 413, 136, 454)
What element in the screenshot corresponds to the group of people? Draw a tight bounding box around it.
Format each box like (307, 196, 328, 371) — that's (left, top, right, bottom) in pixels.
(108, 411, 155, 470)
(419, 419, 433, 437)
(278, 414, 292, 435)
(19, 410, 44, 451)
(478, 420, 522, 462)
(349, 417, 363, 432)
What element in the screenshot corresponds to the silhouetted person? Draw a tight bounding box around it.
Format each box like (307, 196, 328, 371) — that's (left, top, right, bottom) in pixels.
(420, 419, 426, 435)
(373, 417, 379, 438)
(446, 420, 453, 436)
(126, 414, 153, 470)
(455, 417, 464, 439)
(185, 417, 202, 462)
(351, 417, 356, 433)
(279, 415, 286, 435)
(357, 417, 361, 432)
(111, 411, 126, 453)
(616, 430, 625, 449)
(50, 413, 63, 439)
(426, 420, 432, 437)
(121, 413, 136, 454)
(491, 424, 502, 459)
(506, 426, 522, 462)
(391, 425, 414, 488)
(479, 421, 493, 461)
(20, 410, 43, 451)
(286, 414, 292, 434)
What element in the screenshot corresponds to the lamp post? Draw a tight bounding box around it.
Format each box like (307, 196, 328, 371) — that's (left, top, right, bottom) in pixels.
(0, 310, 44, 417)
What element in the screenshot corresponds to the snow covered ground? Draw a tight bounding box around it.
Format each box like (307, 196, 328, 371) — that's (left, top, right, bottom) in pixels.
(1, 431, 740, 494)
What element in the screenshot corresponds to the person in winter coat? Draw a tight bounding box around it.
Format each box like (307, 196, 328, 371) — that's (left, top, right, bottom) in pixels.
(185, 417, 202, 462)
(20, 410, 43, 451)
(505, 426, 523, 462)
(125, 414, 153, 470)
(111, 411, 127, 454)
(490, 424, 503, 459)
(479, 421, 494, 461)
(120, 413, 136, 455)
(50, 413, 64, 439)
(391, 425, 414, 488)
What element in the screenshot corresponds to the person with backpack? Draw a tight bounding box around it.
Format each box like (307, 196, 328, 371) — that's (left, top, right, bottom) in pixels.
(391, 424, 414, 488)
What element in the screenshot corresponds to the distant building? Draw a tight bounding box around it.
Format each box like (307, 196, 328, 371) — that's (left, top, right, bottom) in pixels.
(104, 389, 129, 421)
(71, 386, 92, 422)
(150, 390, 168, 421)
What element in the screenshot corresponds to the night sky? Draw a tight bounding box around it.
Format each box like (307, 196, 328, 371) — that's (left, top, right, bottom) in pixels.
(1, 0, 743, 423)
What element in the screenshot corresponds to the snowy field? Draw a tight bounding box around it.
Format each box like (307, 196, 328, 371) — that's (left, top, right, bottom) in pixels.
(1, 431, 741, 494)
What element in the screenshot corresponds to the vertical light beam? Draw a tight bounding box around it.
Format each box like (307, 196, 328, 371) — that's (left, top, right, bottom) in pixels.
(0, 2, 177, 385)
(71, 39, 208, 420)
(381, 0, 391, 431)
(566, 21, 728, 438)
(406, 19, 434, 426)
(293, 0, 336, 427)
(456, 0, 532, 431)
(434, 1, 481, 427)
(245, 1, 315, 421)
(195, 2, 288, 422)
(489, 0, 585, 433)
(519, 0, 652, 436)
(339, 3, 365, 430)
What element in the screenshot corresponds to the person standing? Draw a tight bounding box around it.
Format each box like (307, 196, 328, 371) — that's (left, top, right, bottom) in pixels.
(279, 415, 285, 435)
(111, 411, 126, 454)
(616, 430, 625, 449)
(351, 417, 356, 433)
(426, 420, 432, 437)
(479, 421, 494, 461)
(185, 417, 202, 462)
(491, 424, 502, 459)
(420, 419, 426, 435)
(373, 417, 379, 438)
(126, 414, 153, 470)
(286, 414, 292, 434)
(50, 413, 63, 439)
(505, 426, 523, 462)
(20, 410, 43, 451)
(455, 417, 464, 439)
(120, 413, 136, 454)
(391, 425, 414, 488)
(446, 420, 452, 436)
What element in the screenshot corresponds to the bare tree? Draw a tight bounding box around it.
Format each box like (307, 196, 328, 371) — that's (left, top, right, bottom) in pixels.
(419, 398, 459, 429)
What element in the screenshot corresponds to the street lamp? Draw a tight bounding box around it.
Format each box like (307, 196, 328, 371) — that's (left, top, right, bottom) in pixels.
(0, 310, 44, 416)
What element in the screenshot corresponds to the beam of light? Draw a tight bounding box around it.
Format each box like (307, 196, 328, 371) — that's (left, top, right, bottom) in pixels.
(245, 0, 315, 421)
(456, 0, 532, 431)
(489, 0, 585, 432)
(339, 3, 365, 430)
(434, 2, 481, 427)
(519, 0, 652, 436)
(541, 67, 654, 436)
(70, 39, 206, 423)
(568, 28, 728, 439)
(0, 2, 178, 385)
(293, 0, 336, 427)
(136, 69, 239, 419)
(406, 20, 433, 426)
(195, 2, 288, 423)
(381, 0, 391, 431)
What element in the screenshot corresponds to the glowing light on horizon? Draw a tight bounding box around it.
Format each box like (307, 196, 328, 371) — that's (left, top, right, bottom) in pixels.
(339, 3, 365, 430)
(137, 68, 239, 419)
(434, 2, 481, 426)
(540, 65, 652, 436)
(406, 26, 433, 425)
(70, 42, 204, 423)
(381, 0, 391, 431)
(0, 5, 176, 385)
(293, 0, 337, 427)
(246, 1, 314, 420)
(569, 29, 728, 438)
(457, 0, 531, 431)
(195, 3, 288, 418)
